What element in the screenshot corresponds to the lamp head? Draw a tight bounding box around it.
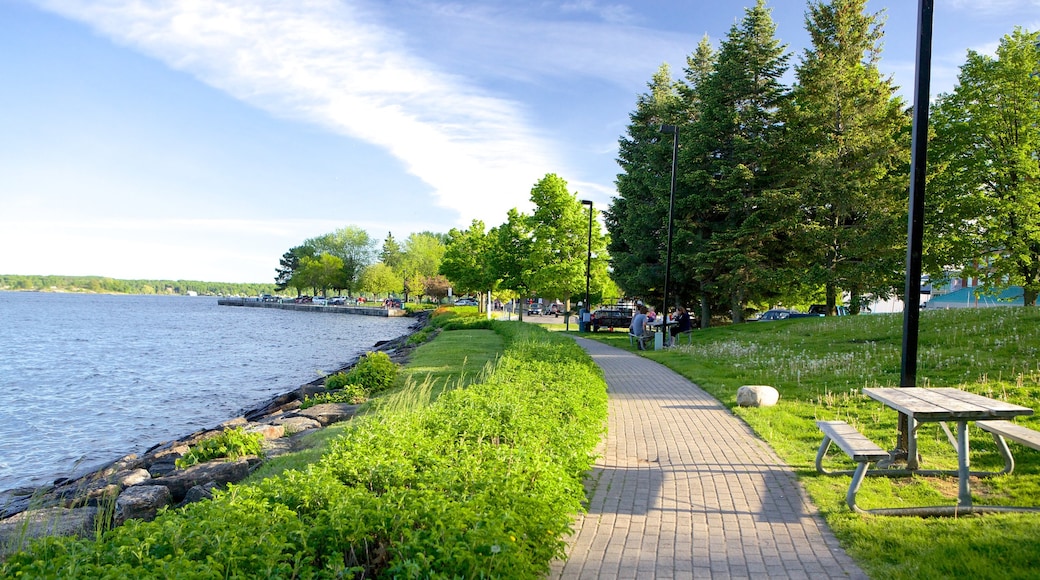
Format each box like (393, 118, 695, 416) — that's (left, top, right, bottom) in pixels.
(659, 124, 677, 135)
(581, 199, 593, 207)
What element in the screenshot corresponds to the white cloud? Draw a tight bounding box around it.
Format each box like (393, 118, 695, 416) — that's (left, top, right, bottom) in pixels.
(35, 0, 558, 227)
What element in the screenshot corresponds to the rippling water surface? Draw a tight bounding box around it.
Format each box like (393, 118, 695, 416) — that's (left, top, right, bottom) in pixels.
(0, 292, 414, 492)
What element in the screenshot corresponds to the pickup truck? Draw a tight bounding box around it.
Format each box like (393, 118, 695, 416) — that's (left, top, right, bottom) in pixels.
(590, 308, 633, 332)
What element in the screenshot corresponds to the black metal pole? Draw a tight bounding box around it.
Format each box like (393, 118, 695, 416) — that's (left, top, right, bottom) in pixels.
(899, 0, 934, 455)
(581, 199, 593, 329)
(660, 125, 678, 328)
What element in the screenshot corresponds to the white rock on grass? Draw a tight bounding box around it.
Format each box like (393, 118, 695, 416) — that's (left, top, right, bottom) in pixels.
(737, 385, 780, 407)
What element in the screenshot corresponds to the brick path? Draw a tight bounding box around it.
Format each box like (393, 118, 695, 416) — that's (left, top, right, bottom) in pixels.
(550, 337, 868, 579)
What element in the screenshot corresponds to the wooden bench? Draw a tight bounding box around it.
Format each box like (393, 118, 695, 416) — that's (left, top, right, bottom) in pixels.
(978, 420, 1040, 475)
(628, 332, 649, 350)
(815, 420, 891, 513)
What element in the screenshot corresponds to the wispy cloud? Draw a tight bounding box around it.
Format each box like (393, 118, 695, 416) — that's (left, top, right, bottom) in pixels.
(948, 0, 1040, 16)
(35, 0, 561, 225)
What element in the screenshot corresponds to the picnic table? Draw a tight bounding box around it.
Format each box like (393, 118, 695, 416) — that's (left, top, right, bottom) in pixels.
(863, 387, 1032, 509)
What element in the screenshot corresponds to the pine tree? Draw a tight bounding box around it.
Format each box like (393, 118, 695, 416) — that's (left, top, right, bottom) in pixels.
(785, 0, 910, 314)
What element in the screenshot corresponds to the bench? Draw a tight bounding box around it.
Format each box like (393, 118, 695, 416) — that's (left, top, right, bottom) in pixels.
(815, 420, 891, 513)
(977, 420, 1040, 475)
(628, 332, 650, 350)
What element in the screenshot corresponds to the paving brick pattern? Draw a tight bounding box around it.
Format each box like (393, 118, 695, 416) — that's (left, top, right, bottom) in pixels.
(550, 338, 867, 579)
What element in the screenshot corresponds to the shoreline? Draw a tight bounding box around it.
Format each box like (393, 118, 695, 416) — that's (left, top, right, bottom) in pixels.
(0, 310, 428, 516)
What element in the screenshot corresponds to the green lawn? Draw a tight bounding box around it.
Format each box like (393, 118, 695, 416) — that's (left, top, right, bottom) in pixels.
(581, 307, 1040, 579)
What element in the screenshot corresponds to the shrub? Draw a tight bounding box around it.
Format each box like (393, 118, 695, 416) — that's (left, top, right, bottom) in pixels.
(175, 427, 265, 469)
(301, 384, 368, 408)
(344, 351, 398, 394)
(324, 371, 352, 390)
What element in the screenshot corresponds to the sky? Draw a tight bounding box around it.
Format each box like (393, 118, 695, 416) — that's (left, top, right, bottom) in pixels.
(2, 0, 1038, 283)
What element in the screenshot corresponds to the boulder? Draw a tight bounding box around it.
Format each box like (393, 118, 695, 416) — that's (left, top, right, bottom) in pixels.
(0, 506, 99, 557)
(737, 385, 780, 407)
(245, 423, 285, 440)
(150, 458, 251, 503)
(271, 415, 321, 433)
(293, 403, 360, 426)
(119, 468, 152, 487)
(179, 482, 219, 507)
(115, 485, 172, 525)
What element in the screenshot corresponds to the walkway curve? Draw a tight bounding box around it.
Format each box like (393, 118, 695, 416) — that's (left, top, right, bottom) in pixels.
(550, 337, 868, 579)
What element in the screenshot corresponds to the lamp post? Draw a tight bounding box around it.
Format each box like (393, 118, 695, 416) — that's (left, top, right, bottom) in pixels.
(659, 124, 679, 335)
(581, 199, 594, 329)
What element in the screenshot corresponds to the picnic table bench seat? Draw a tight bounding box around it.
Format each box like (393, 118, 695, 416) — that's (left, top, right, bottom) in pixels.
(815, 420, 891, 513)
(978, 420, 1040, 475)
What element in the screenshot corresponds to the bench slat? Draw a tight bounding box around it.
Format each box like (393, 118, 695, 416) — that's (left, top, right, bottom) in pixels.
(817, 420, 890, 462)
(978, 420, 1040, 451)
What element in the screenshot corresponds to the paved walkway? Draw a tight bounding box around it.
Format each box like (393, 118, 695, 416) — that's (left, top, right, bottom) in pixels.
(550, 337, 867, 579)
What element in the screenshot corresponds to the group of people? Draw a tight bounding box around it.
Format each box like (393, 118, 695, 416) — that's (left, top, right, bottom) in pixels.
(629, 304, 693, 350)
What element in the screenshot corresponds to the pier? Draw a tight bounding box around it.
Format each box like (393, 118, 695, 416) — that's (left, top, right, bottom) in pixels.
(217, 298, 408, 317)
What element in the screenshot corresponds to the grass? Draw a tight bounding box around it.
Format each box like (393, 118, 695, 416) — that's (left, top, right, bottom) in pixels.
(583, 307, 1040, 579)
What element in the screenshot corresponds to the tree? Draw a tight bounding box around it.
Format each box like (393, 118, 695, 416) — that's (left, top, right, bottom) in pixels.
(489, 208, 537, 320)
(274, 245, 315, 294)
(784, 0, 910, 314)
(607, 63, 686, 307)
(683, 0, 790, 322)
(527, 174, 607, 304)
(423, 275, 452, 303)
(305, 226, 374, 295)
(298, 253, 345, 297)
(398, 232, 445, 302)
(440, 220, 498, 306)
(359, 262, 404, 297)
(929, 28, 1040, 305)
(379, 232, 403, 270)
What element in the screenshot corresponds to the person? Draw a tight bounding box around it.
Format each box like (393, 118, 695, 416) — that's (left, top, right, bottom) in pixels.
(646, 306, 657, 323)
(670, 306, 692, 338)
(630, 305, 649, 350)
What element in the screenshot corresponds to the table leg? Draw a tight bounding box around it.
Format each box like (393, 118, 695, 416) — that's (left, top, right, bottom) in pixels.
(907, 414, 919, 470)
(957, 421, 972, 507)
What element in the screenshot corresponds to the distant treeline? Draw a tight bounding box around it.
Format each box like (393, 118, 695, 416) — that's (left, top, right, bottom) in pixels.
(0, 274, 276, 297)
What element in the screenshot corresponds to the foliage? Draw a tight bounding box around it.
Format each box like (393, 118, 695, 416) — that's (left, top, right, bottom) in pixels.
(784, 0, 910, 314)
(302, 384, 368, 408)
(324, 371, 354, 390)
(0, 275, 276, 297)
(928, 27, 1040, 305)
(342, 351, 398, 394)
(587, 307, 1040, 578)
(305, 226, 375, 296)
(440, 220, 498, 297)
(175, 427, 265, 469)
(1, 322, 608, 579)
(358, 262, 403, 297)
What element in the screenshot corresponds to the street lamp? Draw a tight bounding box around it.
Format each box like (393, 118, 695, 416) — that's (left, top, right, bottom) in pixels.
(659, 124, 679, 333)
(581, 199, 594, 328)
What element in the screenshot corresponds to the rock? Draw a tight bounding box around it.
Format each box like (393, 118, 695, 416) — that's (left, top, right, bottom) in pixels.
(179, 482, 219, 507)
(220, 417, 248, 429)
(245, 423, 285, 440)
(120, 469, 152, 487)
(737, 385, 780, 407)
(150, 459, 251, 503)
(0, 506, 99, 557)
(115, 485, 171, 525)
(148, 459, 179, 478)
(271, 415, 321, 433)
(292, 403, 361, 426)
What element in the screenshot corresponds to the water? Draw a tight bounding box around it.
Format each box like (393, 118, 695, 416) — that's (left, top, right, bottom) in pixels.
(0, 292, 414, 493)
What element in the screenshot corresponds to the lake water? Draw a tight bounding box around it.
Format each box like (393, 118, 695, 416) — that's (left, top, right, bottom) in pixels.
(0, 292, 414, 493)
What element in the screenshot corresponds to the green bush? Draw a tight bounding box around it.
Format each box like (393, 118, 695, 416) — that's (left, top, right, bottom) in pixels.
(175, 427, 265, 469)
(301, 384, 368, 408)
(344, 351, 398, 394)
(324, 371, 352, 390)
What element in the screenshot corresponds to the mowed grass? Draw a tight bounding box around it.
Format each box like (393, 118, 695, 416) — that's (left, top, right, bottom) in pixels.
(583, 307, 1040, 579)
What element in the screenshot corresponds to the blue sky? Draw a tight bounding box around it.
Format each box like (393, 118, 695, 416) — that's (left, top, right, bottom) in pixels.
(2, 0, 1037, 283)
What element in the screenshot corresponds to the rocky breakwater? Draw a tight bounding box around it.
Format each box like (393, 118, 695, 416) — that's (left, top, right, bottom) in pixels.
(0, 312, 427, 558)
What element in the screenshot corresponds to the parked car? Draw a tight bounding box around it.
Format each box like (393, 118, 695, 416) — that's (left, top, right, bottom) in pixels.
(454, 297, 478, 306)
(754, 308, 822, 321)
(312, 296, 327, 306)
(809, 304, 850, 316)
(527, 303, 543, 315)
(547, 303, 562, 317)
(590, 308, 633, 332)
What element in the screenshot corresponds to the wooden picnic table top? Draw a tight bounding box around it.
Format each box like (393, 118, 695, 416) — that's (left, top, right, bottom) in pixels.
(862, 387, 1033, 422)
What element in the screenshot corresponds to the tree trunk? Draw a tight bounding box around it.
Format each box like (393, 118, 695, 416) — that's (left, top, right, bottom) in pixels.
(700, 292, 711, 329)
(826, 283, 837, 316)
